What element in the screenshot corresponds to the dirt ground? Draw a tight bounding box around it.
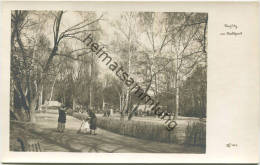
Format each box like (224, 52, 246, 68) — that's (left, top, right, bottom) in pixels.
(10, 112, 205, 153)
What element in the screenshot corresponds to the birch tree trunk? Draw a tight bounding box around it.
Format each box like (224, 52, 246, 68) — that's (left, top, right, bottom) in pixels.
(102, 96, 105, 111)
(120, 91, 126, 120)
(175, 77, 179, 119)
(89, 53, 94, 109)
(174, 53, 179, 120)
(125, 39, 131, 116)
(49, 75, 58, 101)
(38, 84, 43, 111)
(10, 78, 14, 111)
(73, 97, 76, 110)
(119, 94, 122, 112)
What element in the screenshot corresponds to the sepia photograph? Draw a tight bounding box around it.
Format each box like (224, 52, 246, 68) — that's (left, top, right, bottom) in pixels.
(9, 10, 208, 153)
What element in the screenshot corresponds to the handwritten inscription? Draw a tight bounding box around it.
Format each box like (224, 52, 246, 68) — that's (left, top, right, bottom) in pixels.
(220, 24, 242, 36)
(224, 24, 238, 29)
(226, 143, 238, 148)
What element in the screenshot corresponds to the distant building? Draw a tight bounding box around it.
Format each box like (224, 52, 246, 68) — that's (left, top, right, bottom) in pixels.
(132, 104, 167, 112)
(43, 101, 62, 107)
(133, 104, 152, 112)
(40, 101, 62, 113)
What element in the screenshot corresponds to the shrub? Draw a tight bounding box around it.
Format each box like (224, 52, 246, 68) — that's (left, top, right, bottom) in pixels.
(96, 116, 180, 144)
(184, 122, 206, 147)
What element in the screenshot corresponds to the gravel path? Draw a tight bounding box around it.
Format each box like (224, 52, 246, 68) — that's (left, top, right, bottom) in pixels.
(10, 112, 205, 153)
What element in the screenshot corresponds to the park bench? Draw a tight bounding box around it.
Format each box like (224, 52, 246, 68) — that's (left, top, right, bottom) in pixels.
(17, 137, 43, 152)
(10, 120, 44, 152)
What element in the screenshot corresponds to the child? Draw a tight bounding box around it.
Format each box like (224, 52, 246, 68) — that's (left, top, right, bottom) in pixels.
(77, 117, 90, 134)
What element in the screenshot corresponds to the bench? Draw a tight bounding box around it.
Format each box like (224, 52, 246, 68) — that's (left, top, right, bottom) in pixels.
(17, 137, 43, 152)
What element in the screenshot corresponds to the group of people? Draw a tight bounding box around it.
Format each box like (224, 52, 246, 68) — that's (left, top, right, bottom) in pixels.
(57, 104, 97, 135)
(103, 108, 113, 117)
(77, 110, 97, 135)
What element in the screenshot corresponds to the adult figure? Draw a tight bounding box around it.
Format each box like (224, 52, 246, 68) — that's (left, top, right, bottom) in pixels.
(88, 110, 97, 135)
(107, 108, 110, 117)
(57, 103, 67, 133)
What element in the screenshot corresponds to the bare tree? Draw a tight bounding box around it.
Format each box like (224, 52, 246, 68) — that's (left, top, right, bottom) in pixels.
(11, 11, 103, 122)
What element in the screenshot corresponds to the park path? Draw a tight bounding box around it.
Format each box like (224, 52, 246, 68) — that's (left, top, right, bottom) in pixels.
(27, 112, 204, 153)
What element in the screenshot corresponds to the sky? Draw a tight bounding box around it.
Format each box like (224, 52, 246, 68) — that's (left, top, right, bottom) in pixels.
(36, 11, 120, 79)
(27, 11, 205, 85)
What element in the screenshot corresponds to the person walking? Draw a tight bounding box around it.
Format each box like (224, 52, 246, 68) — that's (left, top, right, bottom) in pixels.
(89, 110, 97, 135)
(57, 104, 67, 133)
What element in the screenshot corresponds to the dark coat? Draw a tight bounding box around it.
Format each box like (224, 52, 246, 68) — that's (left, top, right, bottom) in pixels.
(89, 111, 97, 130)
(58, 108, 66, 123)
